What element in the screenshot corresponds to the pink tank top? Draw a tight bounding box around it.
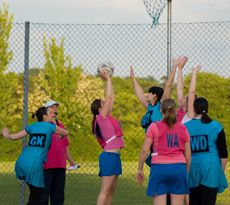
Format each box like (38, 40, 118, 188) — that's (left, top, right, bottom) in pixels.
(176, 108, 186, 123)
(94, 113, 125, 150)
(43, 121, 69, 169)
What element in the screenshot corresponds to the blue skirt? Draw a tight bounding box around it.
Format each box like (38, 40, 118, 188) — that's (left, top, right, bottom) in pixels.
(147, 163, 189, 196)
(15, 154, 45, 187)
(189, 157, 228, 193)
(98, 152, 122, 177)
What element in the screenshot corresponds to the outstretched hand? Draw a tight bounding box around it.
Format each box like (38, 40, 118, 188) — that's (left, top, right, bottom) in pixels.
(99, 70, 111, 80)
(172, 56, 188, 69)
(178, 56, 188, 69)
(172, 56, 182, 68)
(130, 66, 135, 79)
(193, 65, 201, 72)
(2, 127, 10, 138)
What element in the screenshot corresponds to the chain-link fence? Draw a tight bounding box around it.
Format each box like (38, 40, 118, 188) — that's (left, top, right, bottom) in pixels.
(0, 21, 229, 205)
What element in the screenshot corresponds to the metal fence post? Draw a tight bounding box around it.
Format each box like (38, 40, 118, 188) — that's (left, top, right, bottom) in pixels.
(21, 21, 30, 205)
(167, 0, 172, 79)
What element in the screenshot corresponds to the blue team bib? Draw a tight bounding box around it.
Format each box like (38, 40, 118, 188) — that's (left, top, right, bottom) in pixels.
(28, 133, 47, 148)
(190, 134, 209, 153)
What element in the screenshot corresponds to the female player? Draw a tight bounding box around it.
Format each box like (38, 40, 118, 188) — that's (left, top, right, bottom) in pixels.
(185, 97, 228, 205)
(137, 98, 191, 205)
(91, 70, 125, 205)
(2, 106, 68, 205)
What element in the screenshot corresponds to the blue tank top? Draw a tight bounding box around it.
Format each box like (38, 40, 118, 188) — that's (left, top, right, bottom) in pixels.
(185, 119, 228, 192)
(149, 102, 162, 122)
(141, 101, 162, 132)
(185, 119, 222, 157)
(24, 121, 56, 162)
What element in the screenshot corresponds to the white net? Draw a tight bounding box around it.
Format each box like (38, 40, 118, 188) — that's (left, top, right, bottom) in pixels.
(143, 0, 167, 27)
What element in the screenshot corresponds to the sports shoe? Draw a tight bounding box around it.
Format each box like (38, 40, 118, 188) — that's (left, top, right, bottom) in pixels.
(67, 163, 81, 171)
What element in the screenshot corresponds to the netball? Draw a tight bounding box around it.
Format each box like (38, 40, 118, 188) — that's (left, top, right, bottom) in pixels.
(97, 62, 114, 77)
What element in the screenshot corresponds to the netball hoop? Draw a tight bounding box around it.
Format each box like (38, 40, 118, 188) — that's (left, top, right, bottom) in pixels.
(143, 0, 167, 27)
(143, 0, 172, 79)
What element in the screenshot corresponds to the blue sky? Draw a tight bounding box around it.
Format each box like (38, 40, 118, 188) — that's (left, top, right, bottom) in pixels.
(6, 0, 230, 24)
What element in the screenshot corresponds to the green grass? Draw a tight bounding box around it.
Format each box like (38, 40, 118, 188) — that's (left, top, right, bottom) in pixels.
(0, 162, 229, 205)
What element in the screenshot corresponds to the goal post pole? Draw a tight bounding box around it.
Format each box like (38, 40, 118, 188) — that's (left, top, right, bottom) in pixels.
(167, 0, 172, 79)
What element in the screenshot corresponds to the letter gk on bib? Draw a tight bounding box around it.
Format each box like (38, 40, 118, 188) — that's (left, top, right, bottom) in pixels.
(28, 133, 47, 147)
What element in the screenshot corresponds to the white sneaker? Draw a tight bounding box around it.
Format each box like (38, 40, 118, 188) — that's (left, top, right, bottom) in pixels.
(67, 164, 80, 171)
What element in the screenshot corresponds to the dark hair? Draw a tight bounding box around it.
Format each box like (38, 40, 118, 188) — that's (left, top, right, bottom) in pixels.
(161, 98, 177, 129)
(194, 97, 212, 123)
(90, 99, 101, 134)
(148, 86, 164, 102)
(32, 106, 48, 122)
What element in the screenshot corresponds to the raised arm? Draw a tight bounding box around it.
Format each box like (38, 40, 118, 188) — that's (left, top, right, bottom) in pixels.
(109, 76, 114, 113)
(2, 127, 27, 140)
(130, 66, 148, 109)
(100, 71, 113, 118)
(177, 56, 188, 110)
(187, 65, 201, 119)
(161, 59, 178, 102)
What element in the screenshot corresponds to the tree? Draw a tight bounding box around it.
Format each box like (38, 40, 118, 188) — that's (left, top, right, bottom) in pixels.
(0, 3, 13, 73)
(0, 3, 23, 160)
(0, 3, 20, 130)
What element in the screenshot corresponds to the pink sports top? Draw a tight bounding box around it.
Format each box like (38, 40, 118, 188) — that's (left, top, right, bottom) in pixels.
(94, 112, 125, 151)
(146, 121, 190, 164)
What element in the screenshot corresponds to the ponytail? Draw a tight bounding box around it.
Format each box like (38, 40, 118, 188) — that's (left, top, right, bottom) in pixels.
(91, 116, 96, 134)
(32, 113, 36, 119)
(194, 97, 212, 124)
(91, 99, 101, 135)
(201, 110, 212, 124)
(32, 106, 48, 122)
(161, 99, 177, 129)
